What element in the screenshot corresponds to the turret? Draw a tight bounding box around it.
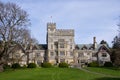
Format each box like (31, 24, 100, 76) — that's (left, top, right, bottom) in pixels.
(47, 23, 56, 32)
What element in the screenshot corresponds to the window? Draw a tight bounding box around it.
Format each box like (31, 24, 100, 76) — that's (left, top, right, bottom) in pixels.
(36, 53, 41, 57)
(102, 53, 107, 57)
(70, 52, 73, 56)
(60, 51, 65, 56)
(60, 59, 65, 62)
(78, 53, 83, 57)
(50, 52, 54, 56)
(60, 43, 64, 48)
(70, 45, 72, 49)
(51, 44, 53, 49)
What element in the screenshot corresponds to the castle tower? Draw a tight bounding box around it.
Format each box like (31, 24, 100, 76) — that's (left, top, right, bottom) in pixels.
(46, 23, 56, 43)
(47, 23, 56, 32)
(46, 23, 75, 64)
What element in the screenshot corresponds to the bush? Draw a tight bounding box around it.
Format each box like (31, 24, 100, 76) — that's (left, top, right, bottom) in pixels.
(21, 65, 27, 69)
(59, 62, 69, 68)
(3, 64, 11, 69)
(27, 63, 37, 68)
(104, 62, 113, 67)
(41, 62, 52, 68)
(12, 63, 21, 69)
(88, 61, 99, 67)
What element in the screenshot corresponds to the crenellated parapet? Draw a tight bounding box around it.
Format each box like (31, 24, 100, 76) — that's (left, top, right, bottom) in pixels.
(55, 29, 74, 36)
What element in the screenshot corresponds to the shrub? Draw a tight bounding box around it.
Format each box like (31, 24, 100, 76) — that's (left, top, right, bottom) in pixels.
(12, 63, 21, 69)
(21, 65, 27, 69)
(27, 63, 37, 68)
(41, 62, 52, 68)
(59, 62, 69, 68)
(88, 61, 99, 67)
(3, 64, 11, 69)
(104, 62, 113, 67)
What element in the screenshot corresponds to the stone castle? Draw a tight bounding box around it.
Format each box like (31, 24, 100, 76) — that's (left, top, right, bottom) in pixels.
(8, 23, 111, 66)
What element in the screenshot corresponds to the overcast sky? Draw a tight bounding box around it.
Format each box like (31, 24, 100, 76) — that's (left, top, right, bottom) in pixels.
(1, 0, 120, 46)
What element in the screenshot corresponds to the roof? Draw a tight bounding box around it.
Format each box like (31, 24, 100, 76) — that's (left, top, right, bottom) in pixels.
(38, 44, 47, 50)
(26, 44, 47, 50)
(76, 44, 93, 50)
(76, 43, 109, 51)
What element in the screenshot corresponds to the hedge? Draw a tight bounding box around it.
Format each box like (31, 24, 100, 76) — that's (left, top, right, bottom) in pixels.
(41, 62, 52, 68)
(11, 63, 21, 69)
(59, 62, 69, 68)
(104, 62, 113, 67)
(88, 61, 99, 67)
(27, 63, 37, 68)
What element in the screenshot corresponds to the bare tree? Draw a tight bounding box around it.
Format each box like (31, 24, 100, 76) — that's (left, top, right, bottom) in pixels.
(0, 1, 30, 71)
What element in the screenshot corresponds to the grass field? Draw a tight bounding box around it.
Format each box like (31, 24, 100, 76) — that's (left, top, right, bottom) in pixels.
(85, 67, 120, 76)
(0, 68, 120, 80)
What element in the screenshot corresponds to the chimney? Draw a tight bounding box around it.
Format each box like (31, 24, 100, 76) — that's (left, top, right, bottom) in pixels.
(93, 37, 97, 49)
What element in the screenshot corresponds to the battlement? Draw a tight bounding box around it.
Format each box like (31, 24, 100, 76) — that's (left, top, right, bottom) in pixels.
(47, 23, 56, 27)
(56, 29, 74, 32)
(55, 29, 74, 36)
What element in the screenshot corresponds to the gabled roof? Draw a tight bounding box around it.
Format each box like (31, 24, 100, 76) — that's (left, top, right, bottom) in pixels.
(9, 44, 25, 53)
(76, 43, 109, 51)
(26, 44, 47, 50)
(95, 44, 110, 51)
(76, 44, 93, 50)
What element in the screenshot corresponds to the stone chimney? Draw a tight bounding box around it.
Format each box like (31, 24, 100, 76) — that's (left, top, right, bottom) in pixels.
(93, 37, 97, 49)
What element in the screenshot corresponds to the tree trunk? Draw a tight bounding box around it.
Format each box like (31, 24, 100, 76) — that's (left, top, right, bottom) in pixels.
(0, 59, 4, 72)
(0, 65, 4, 72)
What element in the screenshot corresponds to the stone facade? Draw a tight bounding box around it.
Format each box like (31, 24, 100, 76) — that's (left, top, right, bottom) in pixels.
(47, 23, 75, 64)
(9, 23, 111, 66)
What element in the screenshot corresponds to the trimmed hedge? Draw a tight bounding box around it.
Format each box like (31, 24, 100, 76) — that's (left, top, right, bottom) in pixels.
(41, 62, 52, 68)
(27, 63, 37, 68)
(59, 62, 69, 68)
(104, 62, 113, 67)
(88, 61, 99, 67)
(12, 63, 21, 69)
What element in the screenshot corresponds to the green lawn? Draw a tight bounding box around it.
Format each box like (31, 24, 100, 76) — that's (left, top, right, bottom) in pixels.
(85, 67, 120, 76)
(0, 68, 120, 80)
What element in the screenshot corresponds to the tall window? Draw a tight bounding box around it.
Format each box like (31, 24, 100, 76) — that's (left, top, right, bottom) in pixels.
(60, 51, 65, 56)
(70, 52, 73, 56)
(60, 59, 65, 62)
(60, 43, 64, 48)
(51, 44, 53, 49)
(70, 45, 72, 49)
(50, 52, 54, 56)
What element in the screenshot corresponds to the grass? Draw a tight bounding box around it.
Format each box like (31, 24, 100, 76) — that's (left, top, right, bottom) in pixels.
(85, 67, 120, 76)
(0, 68, 120, 80)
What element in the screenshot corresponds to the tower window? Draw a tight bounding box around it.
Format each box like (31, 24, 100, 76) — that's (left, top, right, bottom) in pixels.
(50, 52, 54, 56)
(51, 44, 53, 49)
(70, 45, 72, 49)
(60, 44, 64, 48)
(60, 51, 65, 56)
